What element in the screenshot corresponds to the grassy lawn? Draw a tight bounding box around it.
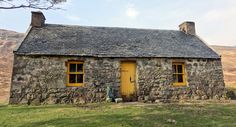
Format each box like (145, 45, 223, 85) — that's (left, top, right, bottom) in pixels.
(0, 102, 236, 127)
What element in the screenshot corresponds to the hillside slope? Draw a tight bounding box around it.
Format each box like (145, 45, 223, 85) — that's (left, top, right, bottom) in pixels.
(211, 45, 236, 87)
(0, 29, 24, 103)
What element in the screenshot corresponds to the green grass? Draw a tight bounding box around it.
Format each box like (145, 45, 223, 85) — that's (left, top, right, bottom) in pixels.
(0, 103, 236, 127)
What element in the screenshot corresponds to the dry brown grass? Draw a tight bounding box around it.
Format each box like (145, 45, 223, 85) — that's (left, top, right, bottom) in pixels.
(225, 84, 236, 90)
(211, 45, 236, 88)
(0, 30, 24, 103)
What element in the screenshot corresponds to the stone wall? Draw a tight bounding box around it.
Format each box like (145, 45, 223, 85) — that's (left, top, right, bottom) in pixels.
(9, 55, 226, 104)
(137, 58, 226, 102)
(137, 58, 173, 102)
(10, 55, 120, 104)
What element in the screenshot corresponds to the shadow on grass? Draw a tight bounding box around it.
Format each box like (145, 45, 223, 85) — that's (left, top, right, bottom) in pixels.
(0, 105, 7, 108)
(0, 102, 9, 109)
(0, 104, 74, 115)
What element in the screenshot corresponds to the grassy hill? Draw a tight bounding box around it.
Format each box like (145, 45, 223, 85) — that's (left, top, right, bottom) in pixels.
(0, 29, 24, 103)
(210, 45, 236, 88)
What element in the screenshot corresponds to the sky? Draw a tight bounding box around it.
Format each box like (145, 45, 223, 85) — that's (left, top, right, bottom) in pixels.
(0, 0, 236, 46)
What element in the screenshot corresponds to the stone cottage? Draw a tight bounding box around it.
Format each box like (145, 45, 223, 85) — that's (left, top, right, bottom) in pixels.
(9, 11, 225, 104)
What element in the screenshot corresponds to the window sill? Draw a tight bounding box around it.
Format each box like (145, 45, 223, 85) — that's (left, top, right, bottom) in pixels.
(66, 84, 84, 87)
(173, 83, 187, 87)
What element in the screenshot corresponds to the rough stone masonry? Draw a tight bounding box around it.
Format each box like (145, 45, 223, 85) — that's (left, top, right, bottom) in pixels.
(9, 55, 226, 104)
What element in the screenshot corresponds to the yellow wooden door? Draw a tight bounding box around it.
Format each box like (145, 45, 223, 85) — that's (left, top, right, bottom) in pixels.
(120, 62, 136, 97)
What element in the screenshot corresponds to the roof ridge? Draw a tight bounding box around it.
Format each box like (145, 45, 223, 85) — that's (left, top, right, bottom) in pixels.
(44, 23, 181, 32)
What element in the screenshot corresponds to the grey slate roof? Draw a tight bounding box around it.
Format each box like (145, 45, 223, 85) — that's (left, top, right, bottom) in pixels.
(15, 24, 220, 59)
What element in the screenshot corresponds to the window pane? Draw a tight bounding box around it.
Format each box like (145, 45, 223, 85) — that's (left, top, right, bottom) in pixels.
(177, 74, 183, 83)
(177, 65, 182, 73)
(76, 74, 83, 83)
(172, 65, 177, 73)
(173, 74, 177, 83)
(77, 64, 83, 72)
(69, 64, 76, 72)
(69, 74, 76, 83)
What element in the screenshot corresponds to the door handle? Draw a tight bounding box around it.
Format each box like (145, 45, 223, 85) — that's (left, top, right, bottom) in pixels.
(130, 76, 135, 83)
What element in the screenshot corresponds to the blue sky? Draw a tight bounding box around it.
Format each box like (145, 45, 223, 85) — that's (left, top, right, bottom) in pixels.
(0, 0, 236, 46)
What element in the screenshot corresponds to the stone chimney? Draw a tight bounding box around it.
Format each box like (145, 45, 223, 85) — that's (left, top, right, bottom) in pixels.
(179, 21, 196, 35)
(31, 11, 46, 27)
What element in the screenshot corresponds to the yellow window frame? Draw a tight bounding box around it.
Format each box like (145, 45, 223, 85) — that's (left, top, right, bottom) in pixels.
(67, 61, 84, 87)
(172, 62, 186, 86)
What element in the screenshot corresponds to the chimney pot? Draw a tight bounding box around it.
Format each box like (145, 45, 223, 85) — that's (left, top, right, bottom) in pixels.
(179, 21, 196, 35)
(31, 11, 46, 27)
